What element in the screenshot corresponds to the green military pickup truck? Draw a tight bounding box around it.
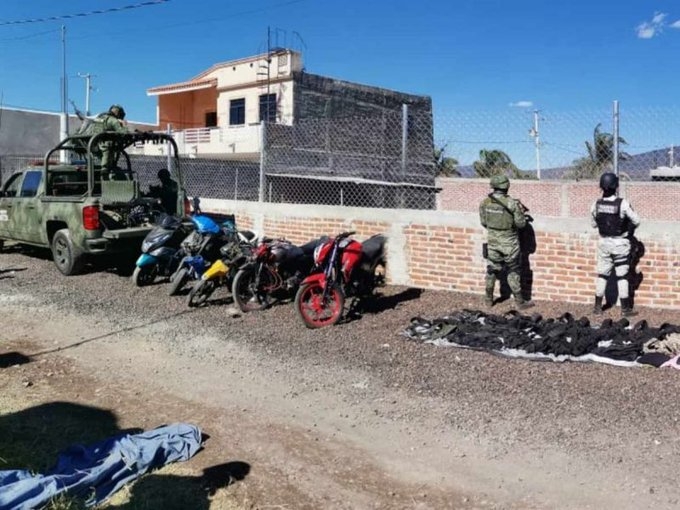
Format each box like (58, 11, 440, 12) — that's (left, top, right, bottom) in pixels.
(0, 131, 187, 275)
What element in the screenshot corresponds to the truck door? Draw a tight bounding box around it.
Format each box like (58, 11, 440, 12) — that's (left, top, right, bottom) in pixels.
(14, 170, 44, 243)
(0, 172, 25, 240)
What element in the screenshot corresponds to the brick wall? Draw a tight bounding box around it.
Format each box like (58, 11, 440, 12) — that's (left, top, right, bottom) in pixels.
(437, 177, 680, 221)
(206, 187, 680, 309)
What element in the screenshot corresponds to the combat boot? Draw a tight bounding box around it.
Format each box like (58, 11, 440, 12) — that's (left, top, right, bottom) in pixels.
(592, 296, 603, 315)
(515, 298, 535, 310)
(621, 298, 638, 317)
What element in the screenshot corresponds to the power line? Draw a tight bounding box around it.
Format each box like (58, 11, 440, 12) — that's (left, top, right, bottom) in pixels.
(0, 28, 60, 42)
(0, 0, 170, 26)
(69, 0, 307, 41)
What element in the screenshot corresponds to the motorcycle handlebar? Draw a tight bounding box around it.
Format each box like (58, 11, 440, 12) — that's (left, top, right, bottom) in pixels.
(336, 231, 356, 240)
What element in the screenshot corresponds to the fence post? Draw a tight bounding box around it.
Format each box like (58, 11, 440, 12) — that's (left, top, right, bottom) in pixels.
(166, 124, 172, 175)
(613, 100, 619, 178)
(259, 120, 266, 203)
(400, 104, 409, 207)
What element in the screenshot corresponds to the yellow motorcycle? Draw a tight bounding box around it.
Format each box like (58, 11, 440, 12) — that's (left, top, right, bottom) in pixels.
(186, 239, 252, 307)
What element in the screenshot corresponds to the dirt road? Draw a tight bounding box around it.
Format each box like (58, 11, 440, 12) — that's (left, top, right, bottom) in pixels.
(2, 246, 680, 509)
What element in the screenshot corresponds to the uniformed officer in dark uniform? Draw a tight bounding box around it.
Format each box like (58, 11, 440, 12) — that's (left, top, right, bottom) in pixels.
(590, 172, 641, 316)
(479, 175, 534, 309)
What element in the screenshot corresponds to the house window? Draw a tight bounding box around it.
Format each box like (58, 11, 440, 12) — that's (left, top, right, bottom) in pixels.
(229, 98, 245, 125)
(205, 111, 217, 127)
(259, 93, 277, 123)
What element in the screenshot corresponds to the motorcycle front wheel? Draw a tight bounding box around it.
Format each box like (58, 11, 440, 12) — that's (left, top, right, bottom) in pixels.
(187, 279, 217, 307)
(168, 267, 189, 296)
(132, 265, 156, 287)
(232, 266, 272, 312)
(294, 282, 345, 329)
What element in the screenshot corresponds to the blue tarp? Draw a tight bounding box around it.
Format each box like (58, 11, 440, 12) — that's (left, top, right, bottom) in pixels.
(0, 422, 202, 510)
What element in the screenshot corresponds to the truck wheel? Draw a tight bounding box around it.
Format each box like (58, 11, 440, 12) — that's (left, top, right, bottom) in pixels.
(51, 229, 84, 276)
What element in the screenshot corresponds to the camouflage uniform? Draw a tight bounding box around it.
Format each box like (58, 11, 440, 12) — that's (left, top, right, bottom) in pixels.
(479, 175, 532, 309)
(591, 172, 641, 317)
(79, 105, 129, 170)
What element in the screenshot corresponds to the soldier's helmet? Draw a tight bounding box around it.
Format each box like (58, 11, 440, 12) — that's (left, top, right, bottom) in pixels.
(599, 172, 619, 192)
(490, 174, 510, 191)
(109, 104, 126, 120)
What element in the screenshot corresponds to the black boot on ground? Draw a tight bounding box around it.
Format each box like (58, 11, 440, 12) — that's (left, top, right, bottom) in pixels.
(592, 296, 603, 315)
(621, 298, 638, 317)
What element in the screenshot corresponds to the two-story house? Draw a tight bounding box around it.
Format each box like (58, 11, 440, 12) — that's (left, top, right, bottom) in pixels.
(145, 49, 433, 160)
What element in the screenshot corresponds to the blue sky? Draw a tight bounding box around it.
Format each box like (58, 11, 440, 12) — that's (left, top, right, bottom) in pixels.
(1, 0, 680, 168)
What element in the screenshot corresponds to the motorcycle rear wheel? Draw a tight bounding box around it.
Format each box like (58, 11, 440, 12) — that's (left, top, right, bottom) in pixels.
(132, 265, 156, 287)
(187, 279, 217, 307)
(232, 266, 272, 312)
(295, 282, 345, 329)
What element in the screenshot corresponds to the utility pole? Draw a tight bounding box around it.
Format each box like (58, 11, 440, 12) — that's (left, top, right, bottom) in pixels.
(529, 110, 541, 179)
(669, 145, 675, 167)
(60, 25, 69, 161)
(266, 26, 271, 121)
(77, 72, 96, 115)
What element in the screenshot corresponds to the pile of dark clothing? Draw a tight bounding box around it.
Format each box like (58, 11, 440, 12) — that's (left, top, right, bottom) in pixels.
(402, 309, 680, 367)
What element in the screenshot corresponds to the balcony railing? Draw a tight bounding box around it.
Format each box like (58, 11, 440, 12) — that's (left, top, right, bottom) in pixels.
(133, 124, 263, 158)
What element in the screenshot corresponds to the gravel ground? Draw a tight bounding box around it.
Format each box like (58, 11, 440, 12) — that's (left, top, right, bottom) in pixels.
(3, 243, 680, 509)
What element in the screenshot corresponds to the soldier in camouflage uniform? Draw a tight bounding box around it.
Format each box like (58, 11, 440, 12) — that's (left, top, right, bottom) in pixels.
(591, 172, 641, 317)
(78, 104, 129, 171)
(479, 174, 534, 309)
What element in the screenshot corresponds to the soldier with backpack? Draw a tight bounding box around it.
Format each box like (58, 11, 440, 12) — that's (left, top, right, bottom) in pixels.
(479, 174, 534, 310)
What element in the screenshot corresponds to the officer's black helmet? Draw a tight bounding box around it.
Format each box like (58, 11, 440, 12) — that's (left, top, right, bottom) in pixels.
(599, 172, 619, 192)
(157, 168, 171, 181)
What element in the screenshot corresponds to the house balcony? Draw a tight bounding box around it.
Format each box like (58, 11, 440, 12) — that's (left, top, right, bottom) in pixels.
(131, 124, 263, 161)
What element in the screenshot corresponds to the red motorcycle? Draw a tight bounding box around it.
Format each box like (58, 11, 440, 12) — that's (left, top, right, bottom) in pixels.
(294, 231, 386, 328)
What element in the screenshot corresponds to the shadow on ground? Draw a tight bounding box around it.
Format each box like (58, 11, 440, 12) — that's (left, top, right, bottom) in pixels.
(0, 401, 250, 509)
(0, 351, 31, 368)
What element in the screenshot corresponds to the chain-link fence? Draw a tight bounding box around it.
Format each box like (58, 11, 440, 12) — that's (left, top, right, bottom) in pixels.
(261, 111, 436, 209)
(2, 103, 680, 210)
(435, 104, 680, 181)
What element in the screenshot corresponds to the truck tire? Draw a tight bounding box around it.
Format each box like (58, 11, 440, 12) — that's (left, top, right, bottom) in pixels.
(51, 229, 84, 276)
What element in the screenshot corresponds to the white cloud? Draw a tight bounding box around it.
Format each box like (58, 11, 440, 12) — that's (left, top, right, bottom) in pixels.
(671, 19, 680, 29)
(509, 101, 533, 108)
(653, 12, 667, 24)
(636, 11, 667, 39)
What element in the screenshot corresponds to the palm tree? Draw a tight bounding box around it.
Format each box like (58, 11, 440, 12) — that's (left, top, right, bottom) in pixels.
(473, 149, 521, 178)
(434, 144, 459, 177)
(568, 123, 631, 179)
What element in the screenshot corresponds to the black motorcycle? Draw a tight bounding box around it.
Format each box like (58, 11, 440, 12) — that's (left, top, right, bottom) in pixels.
(231, 236, 326, 313)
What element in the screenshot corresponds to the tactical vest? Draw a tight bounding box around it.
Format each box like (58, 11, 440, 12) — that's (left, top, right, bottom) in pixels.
(595, 198, 628, 236)
(482, 195, 515, 230)
(76, 113, 110, 136)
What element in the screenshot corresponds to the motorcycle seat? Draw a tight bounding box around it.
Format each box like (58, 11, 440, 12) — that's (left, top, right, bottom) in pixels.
(360, 234, 386, 262)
